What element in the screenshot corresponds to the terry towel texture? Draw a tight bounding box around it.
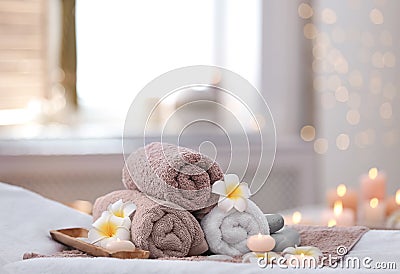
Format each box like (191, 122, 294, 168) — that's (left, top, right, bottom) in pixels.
(201, 200, 270, 256)
(122, 142, 223, 211)
(93, 190, 208, 258)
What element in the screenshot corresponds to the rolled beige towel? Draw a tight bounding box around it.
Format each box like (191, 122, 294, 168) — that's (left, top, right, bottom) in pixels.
(93, 189, 208, 258)
(122, 142, 223, 212)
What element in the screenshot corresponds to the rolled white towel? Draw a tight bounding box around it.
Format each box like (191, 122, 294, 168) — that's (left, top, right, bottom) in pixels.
(201, 200, 270, 256)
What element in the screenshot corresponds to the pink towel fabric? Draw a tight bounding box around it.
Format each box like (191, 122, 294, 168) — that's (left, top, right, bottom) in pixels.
(122, 142, 223, 212)
(93, 190, 209, 258)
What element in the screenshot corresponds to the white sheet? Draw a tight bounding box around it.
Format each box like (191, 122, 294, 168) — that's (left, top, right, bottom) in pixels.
(1, 182, 399, 274)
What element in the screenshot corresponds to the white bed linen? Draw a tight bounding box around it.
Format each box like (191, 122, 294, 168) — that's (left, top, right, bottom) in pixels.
(1, 182, 399, 274)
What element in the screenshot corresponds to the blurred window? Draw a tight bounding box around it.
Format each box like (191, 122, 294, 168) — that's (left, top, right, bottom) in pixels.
(0, 0, 262, 138)
(0, 0, 48, 125)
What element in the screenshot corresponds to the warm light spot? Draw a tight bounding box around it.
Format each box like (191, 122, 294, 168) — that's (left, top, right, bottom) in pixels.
(369, 168, 378, 180)
(383, 83, 397, 100)
(335, 86, 349, 102)
(346, 110, 360, 125)
(370, 9, 384, 24)
(292, 211, 302, 224)
(372, 51, 384, 68)
(298, 3, 313, 19)
(300, 125, 316, 142)
(328, 219, 336, 227)
(334, 200, 343, 216)
(336, 134, 350, 150)
(314, 138, 328, 154)
(321, 8, 337, 24)
(348, 70, 363, 88)
(380, 102, 392, 119)
(337, 184, 347, 197)
(370, 198, 379, 209)
(396, 190, 400, 205)
(383, 52, 396, 68)
(304, 23, 318, 39)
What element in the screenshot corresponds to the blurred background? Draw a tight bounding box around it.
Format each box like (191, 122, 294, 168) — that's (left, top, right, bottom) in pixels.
(0, 0, 399, 224)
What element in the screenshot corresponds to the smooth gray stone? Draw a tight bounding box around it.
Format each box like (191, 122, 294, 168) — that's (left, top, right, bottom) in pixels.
(265, 214, 284, 234)
(271, 227, 301, 252)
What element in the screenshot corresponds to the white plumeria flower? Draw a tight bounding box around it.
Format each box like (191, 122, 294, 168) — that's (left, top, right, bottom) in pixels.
(282, 246, 323, 260)
(107, 199, 136, 220)
(212, 174, 251, 212)
(88, 211, 131, 248)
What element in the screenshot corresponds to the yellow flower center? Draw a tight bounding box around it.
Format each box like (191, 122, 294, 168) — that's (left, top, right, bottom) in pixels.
(113, 209, 124, 218)
(98, 221, 118, 237)
(294, 250, 312, 256)
(226, 184, 242, 200)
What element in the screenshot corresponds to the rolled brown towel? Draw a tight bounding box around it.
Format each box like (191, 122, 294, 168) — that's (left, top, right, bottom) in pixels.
(93, 190, 209, 258)
(122, 142, 223, 212)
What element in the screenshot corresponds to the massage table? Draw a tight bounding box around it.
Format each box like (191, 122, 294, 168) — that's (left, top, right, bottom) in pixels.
(1, 182, 399, 274)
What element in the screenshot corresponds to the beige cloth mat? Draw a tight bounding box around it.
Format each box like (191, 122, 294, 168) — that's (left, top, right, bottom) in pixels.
(23, 225, 369, 266)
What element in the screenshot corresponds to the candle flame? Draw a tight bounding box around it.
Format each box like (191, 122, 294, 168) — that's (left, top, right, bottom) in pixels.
(368, 168, 378, 180)
(396, 190, 400, 205)
(292, 211, 302, 224)
(333, 200, 343, 216)
(328, 219, 336, 227)
(257, 233, 262, 239)
(370, 198, 379, 208)
(337, 184, 347, 197)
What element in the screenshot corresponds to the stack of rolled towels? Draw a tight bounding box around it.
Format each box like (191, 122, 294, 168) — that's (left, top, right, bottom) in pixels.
(93, 142, 300, 258)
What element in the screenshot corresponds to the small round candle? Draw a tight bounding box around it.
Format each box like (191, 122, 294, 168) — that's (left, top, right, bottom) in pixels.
(360, 198, 385, 228)
(247, 233, 275, 253)
(326, 184, 358, 213)
(105, 238, 136, 253)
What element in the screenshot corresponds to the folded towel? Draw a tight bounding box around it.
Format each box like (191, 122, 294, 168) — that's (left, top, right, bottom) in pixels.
(93, 190, 209, 258)
(200, 200, 269, 256)
(122, 142, 223, 212)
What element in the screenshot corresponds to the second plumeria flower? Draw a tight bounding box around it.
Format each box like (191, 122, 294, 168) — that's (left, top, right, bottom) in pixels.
(107, 199, 137, 222)
(212, 174, 251, 212)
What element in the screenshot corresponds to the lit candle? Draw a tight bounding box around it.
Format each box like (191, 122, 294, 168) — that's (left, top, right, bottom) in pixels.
(360, 198, 385, 228)
(292, 211, 302, 224)
(326, 184, 358, 213)
(247, 233, 276, 253)
(105, 238, 136, 253)
(360, 168, 386, 200)
(321, 201, 355, 227)
(385, 189, 400, 217)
